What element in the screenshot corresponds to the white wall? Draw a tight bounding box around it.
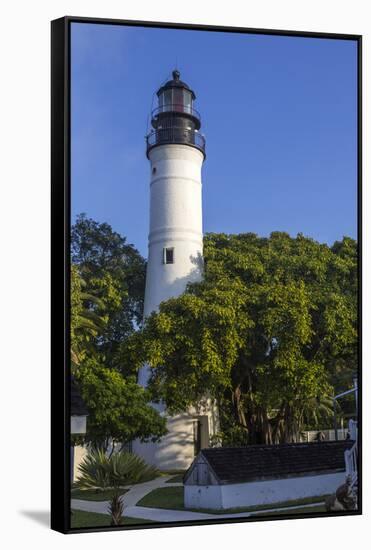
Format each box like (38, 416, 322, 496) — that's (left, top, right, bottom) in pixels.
(133, 402, 219, 471)
(133, 413, 199, 471)
(185, 472, 346, 509)
(72, 445, 88, 483)
(185, 485, 223, 509)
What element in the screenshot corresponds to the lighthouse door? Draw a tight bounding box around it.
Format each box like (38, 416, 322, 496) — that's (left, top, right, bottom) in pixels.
(193, 420, 202, 456)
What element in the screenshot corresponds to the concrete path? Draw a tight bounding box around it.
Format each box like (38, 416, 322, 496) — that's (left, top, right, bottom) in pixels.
(71, 475, 183, 518)
(71, 476, 325, 522)
(71, 499, 324, 522)
(71, 500, 251, 522)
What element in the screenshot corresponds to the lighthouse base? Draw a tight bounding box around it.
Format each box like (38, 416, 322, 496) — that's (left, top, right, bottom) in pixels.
(132, 403, 219, 471)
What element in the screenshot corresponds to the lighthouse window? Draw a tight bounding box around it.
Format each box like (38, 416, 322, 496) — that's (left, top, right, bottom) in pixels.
(173, 88, 184, 112)
(163, 89, 172, 111)
(184, 90, 192, 114)
(163, 247, 174, 264)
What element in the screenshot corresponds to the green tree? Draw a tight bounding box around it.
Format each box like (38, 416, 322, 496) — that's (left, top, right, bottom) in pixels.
(71, 265, 106, 366)
(126, 232, 357, 445)
(74, 358, 166, 451)
(71, 214, 146, 368)
(71, 216, 166, 449)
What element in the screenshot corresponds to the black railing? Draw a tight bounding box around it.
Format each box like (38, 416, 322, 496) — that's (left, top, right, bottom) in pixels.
(151, 104, 201, 123)
(146, 127, 206, 157)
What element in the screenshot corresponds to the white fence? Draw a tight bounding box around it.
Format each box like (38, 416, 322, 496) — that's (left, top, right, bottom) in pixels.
(301, 420, 357, 443)
(348, 419, 358, 441)
(345, 420, 358, 488)
(300, 429, 348, 443)
(345, 442, 358, 488)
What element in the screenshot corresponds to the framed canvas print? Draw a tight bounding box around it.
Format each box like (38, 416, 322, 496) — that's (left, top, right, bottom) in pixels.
(51, 16, 362, 534)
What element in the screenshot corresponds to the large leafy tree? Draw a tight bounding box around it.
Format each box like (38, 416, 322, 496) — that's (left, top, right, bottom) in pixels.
(74, 358, 166, 451)
(71, 214, 146, 369)
(125, 232, 357, 445)
(71, 215, 166, 450)
(70, 264, 106, 366)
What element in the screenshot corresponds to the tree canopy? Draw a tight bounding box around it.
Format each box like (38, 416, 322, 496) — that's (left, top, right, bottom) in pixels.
(71, 214, 146, 368)
(71, 215, 167, 449)
(74, 358, 166, 450)
(125, 232, 358, 445)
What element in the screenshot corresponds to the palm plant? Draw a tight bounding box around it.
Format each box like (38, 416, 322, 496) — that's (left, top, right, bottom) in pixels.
(75, 449, 160, 490)
(301, 394, 335, 431)
(71, 265, 107, 366)
(109, 491, 125, 526)
(75, 449, 111, 492)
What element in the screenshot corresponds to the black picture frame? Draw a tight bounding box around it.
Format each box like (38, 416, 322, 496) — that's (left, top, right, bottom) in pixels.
(51, 15, 362, 534)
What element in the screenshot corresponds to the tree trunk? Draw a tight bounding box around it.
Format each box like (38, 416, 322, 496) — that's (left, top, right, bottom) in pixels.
(232, 386, 248, 428)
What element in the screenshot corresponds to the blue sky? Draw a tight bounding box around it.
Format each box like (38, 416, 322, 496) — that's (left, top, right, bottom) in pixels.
(71, 23, 358, 257)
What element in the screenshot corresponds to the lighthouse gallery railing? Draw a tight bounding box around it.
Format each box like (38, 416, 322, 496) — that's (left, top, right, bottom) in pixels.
(151, 104, 201, 121)
(146, 127, 206, 156)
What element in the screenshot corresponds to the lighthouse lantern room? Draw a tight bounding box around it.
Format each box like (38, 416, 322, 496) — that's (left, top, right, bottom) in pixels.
(146, 69, 205, 157)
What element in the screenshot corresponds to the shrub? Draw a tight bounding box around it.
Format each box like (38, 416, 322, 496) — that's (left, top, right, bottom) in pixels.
(76, 450, 160, 490)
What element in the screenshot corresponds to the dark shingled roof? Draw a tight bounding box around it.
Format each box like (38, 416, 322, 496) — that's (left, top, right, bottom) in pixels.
(71, 378, 89, 416)
(201, 441, 353, 484)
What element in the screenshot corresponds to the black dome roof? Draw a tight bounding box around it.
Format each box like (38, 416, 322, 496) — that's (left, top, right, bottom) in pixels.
(157, 70, 196, 99)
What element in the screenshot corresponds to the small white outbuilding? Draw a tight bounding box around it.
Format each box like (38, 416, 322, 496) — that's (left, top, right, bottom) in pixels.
(184, 441, 352, 510)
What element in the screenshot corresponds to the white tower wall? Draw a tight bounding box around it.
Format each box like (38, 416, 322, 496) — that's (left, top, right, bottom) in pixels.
(133, 143, 219, 470)
(144, 145, 204, 314)
(138, 143, 204, 389)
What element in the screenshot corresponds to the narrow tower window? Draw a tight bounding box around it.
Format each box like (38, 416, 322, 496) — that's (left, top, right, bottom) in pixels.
(163, 247, 174, 264)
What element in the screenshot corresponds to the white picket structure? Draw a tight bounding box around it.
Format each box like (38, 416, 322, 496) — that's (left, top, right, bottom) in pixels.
(344, 420, 358, 489)
(348, 419, 357, 441)
(300, 429, 348, 442)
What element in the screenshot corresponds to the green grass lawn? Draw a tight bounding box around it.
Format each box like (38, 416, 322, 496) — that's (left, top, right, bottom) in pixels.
(71, 509, 154, 529)
(71, 488, 128, 502)
(137, 486, 329, 515)
(138, 486, 184, 509)
(165, 474, 184, 483)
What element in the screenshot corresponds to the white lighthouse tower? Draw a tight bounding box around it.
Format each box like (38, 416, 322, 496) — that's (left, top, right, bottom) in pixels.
(133, 70, 219, 470)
